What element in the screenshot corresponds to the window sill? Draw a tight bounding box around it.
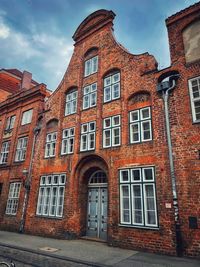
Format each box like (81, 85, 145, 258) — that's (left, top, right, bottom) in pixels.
(13, 160, 25, 164)
(103, 97, 120, 105)
(118, 224, 159, 231)
(192, 120, 200, 125)
(35, 215, 63, 220)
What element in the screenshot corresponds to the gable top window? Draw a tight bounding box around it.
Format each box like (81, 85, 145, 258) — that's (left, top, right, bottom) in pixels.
(84, 56, 98, 77)
(189, 76, 200, 123)
(65, 90, 77, 116)
(21, 109, 33, 125)
(5, 115, 16, 130)
(104, 71, 120, 103)
(83, 83, 97, 110)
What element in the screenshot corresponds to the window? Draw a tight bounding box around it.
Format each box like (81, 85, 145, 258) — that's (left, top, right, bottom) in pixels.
(84, 56, 98, 77)
(189, 77, 200, 122)
(36, 174, 66, 217)
(130, 107, 152, 143)
(5, 115, 16, 130)
(80, 121, 96, 151)
(104, 72, 120, 103)
(65, 91, 77, 116)
(103, 115, 121, 148)
(120, 167, 158, 228)
(45, 132, 57, 158)
(15, 137, 28, 162)
(0, 141, 10, 164)
(61, 127, 75, 155)
(21, 109, 33, 125)
(83, 83, 97, 109)
(5, 183, 21, 215)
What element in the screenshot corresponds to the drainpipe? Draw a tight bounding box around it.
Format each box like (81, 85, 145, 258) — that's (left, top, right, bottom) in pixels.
(19, 126, 41, 233)
(157, 74, 182, 256)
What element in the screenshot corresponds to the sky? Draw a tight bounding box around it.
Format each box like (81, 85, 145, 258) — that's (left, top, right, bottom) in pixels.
(0, 0, 198, 90)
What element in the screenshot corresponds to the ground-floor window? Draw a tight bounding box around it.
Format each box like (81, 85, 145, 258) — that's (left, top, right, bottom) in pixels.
(36, 174, 66, 218)
(5, 182, 21, 215)
(119, 166, 158, 228)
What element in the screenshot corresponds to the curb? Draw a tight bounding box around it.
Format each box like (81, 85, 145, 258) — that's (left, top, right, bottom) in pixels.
(0, 242, 109, 267)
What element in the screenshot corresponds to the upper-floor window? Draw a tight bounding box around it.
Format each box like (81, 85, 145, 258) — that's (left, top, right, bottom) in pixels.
(119, 166, 158, 228)
(80, 121, 96, 151)
(84, 56, 98, 77)
(65, 90, 77, 116)
(6, 182, 21, 215)
(45, 132, 57, 158)
(36, 174, 66, 218)
(104, 72, 120, 103)
(129, 107, 152, 143)
(0, 141, 10, 164)
(61, 127, 75, 155)
(15, 137, 28, 162)
(83, 83, 97, 110)
(21, 109, 33, 125)
(103, 115, 121, 148)
(189, 77, 200, 123)
(5, 115, 16, 131)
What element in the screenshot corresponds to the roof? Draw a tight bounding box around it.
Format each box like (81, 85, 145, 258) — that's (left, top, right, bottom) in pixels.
(166, 1, 200, 25)
(1, 68, 39, 85)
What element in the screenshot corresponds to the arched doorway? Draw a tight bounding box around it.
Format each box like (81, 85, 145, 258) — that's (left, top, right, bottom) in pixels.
(86, 170, 108, 241)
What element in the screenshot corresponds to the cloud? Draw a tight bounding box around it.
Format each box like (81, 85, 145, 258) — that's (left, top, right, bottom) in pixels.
(0, 11, 73, 89)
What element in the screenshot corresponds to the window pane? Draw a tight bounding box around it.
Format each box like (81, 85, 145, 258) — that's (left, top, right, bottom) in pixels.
(141, 107, 150, 120)
(144, 184, 157, 226)
(130, 111, 139, 122)
(112, 83, 120, 99)
(112, 115, 120, 126)
(132, 185, 143, 224)
(112, 73, 120, 83)
(130, 123, 140, 142)
(112, 128, 120, 145)
(143, 168, 154, 181)
(120, 170, 129, 182)
(121, 185, 130, 223)
(104, 76, 111, 87)
(142, 121, 151, 141)
(104, 86, 111, 102)
(194, 100, 200, 120)
(131, 169, 141, 181)
(103, 130, 111, 147)
(83, 95, 89, 109)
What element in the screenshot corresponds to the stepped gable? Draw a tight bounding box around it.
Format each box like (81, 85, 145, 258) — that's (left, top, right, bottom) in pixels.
(72, 9, 115, 43)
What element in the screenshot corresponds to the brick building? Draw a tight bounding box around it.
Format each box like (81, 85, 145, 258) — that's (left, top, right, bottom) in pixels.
(0, 2, 199, 257)
(0, 70, 50, 232)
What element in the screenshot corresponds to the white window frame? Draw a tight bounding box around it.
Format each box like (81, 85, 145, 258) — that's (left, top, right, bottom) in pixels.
(5, 182, 21, 215)
(21, 109, 33, 125)
(5, 115, 16, 130)
(61, 127, 75, 155)
(84, 56, 98, 77)
(15, 137, 28, 162)
(130, 107, 152, 143)
(83, 83, 97, 110)
(65, 91, 77, 116)
(104, 72, 120, 103)
(0, 141, 10, 164)
(36, 174, 66, 218)
(103, 115, 121, 148)
(188, 76, 200, 123)
(80, 121, 96, 151)
(45, 132, 57, 158)
(119, 166, 158, 228)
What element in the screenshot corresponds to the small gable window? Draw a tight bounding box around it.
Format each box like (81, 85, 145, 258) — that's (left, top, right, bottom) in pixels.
(84, 56, 98, 77)
(65, 89, 78, 116)
(104, 71, 120, 103)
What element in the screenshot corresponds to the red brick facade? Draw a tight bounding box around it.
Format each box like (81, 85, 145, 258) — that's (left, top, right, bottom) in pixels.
(0, 3, 199, 257)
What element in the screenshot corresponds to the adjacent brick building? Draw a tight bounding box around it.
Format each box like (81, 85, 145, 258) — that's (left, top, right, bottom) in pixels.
(0, 70, 50, 231)
(0, 2, 199, 257)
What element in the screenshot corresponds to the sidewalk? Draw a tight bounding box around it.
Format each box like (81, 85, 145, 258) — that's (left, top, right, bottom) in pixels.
(0, 230, 199, 267)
